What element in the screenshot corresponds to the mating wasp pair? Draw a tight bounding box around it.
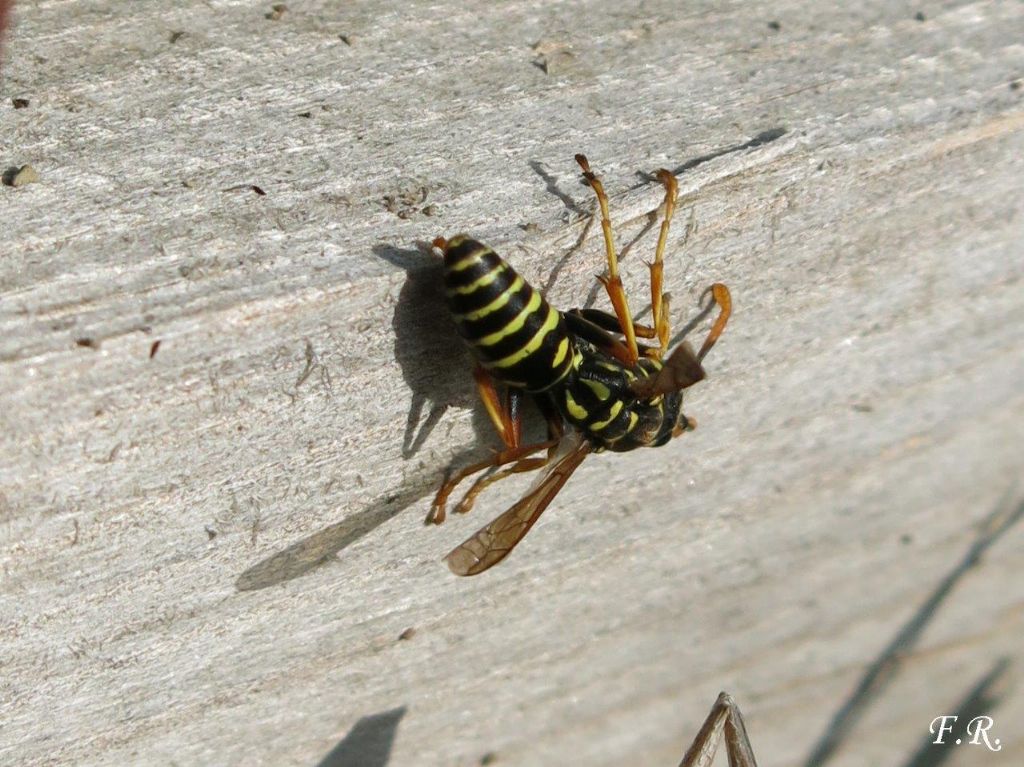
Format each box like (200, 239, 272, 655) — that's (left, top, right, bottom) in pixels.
(429, 155, 731, 576)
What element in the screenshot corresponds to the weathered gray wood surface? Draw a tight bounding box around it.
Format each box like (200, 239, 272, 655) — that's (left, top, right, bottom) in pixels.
(2, 2, 1022, 766)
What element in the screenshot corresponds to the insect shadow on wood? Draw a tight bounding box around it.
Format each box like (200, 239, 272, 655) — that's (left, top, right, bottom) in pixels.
(235, 471, 435, 590)
(528, 159, 588, 218)
(373, 243, 539, 459)
(666, 127, 787, 178)
(316, 705, 406, 767)
(235, 245, 546, 589)
(372, 243, 473, 457)
(233, 436, 519, 588)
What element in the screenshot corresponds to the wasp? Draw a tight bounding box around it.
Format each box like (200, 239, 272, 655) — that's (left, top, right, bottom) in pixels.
(429, 155, 731, 575)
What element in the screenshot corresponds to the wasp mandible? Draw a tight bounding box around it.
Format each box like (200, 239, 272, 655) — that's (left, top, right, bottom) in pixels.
(429, 155, 731, 575)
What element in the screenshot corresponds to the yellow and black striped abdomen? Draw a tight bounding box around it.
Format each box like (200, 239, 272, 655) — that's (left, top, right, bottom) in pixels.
(443, 235, 574, 392)
(561, 352, 684, 451)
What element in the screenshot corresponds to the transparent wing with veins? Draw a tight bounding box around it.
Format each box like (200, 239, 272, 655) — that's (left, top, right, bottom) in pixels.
(445, 435, 592, 576)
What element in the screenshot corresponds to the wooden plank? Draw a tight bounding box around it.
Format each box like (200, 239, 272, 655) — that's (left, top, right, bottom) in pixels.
(2, 1, 1022, 765)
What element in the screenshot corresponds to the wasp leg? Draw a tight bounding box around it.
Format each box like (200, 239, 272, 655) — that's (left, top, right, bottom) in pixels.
(563, 310, 660, 365)
(428, 367, 527, 525)
(563, 310, 633, 363)
(473, 365, 522, 449)
(428, 439, 557, 525)
(652, 168, 679, 354)
(453, 454, 551, 516)
(575, 154, 639, 364)
(678, 692, 758, 767)
(569, 308, 657, 339)
(696, 283, 732, 362)
(451, 396, 567, 516)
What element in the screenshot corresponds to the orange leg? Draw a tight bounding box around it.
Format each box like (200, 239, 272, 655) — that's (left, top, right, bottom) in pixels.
(564, 309, 660, 367)
(430, 366, 560, 524)
(428, 439, 557, 524)
(452, 455, 550, 516)
(575, 154, 639, 365)
(696, 283, 732, 362)
(569, 307, 657, 339)
(652, 168, 679, 355)
(473, 365, 521, 449)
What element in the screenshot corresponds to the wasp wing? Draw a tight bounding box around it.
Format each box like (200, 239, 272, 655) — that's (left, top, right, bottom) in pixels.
(628, 341, 705, 399)
(445, 436, 592, 576)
